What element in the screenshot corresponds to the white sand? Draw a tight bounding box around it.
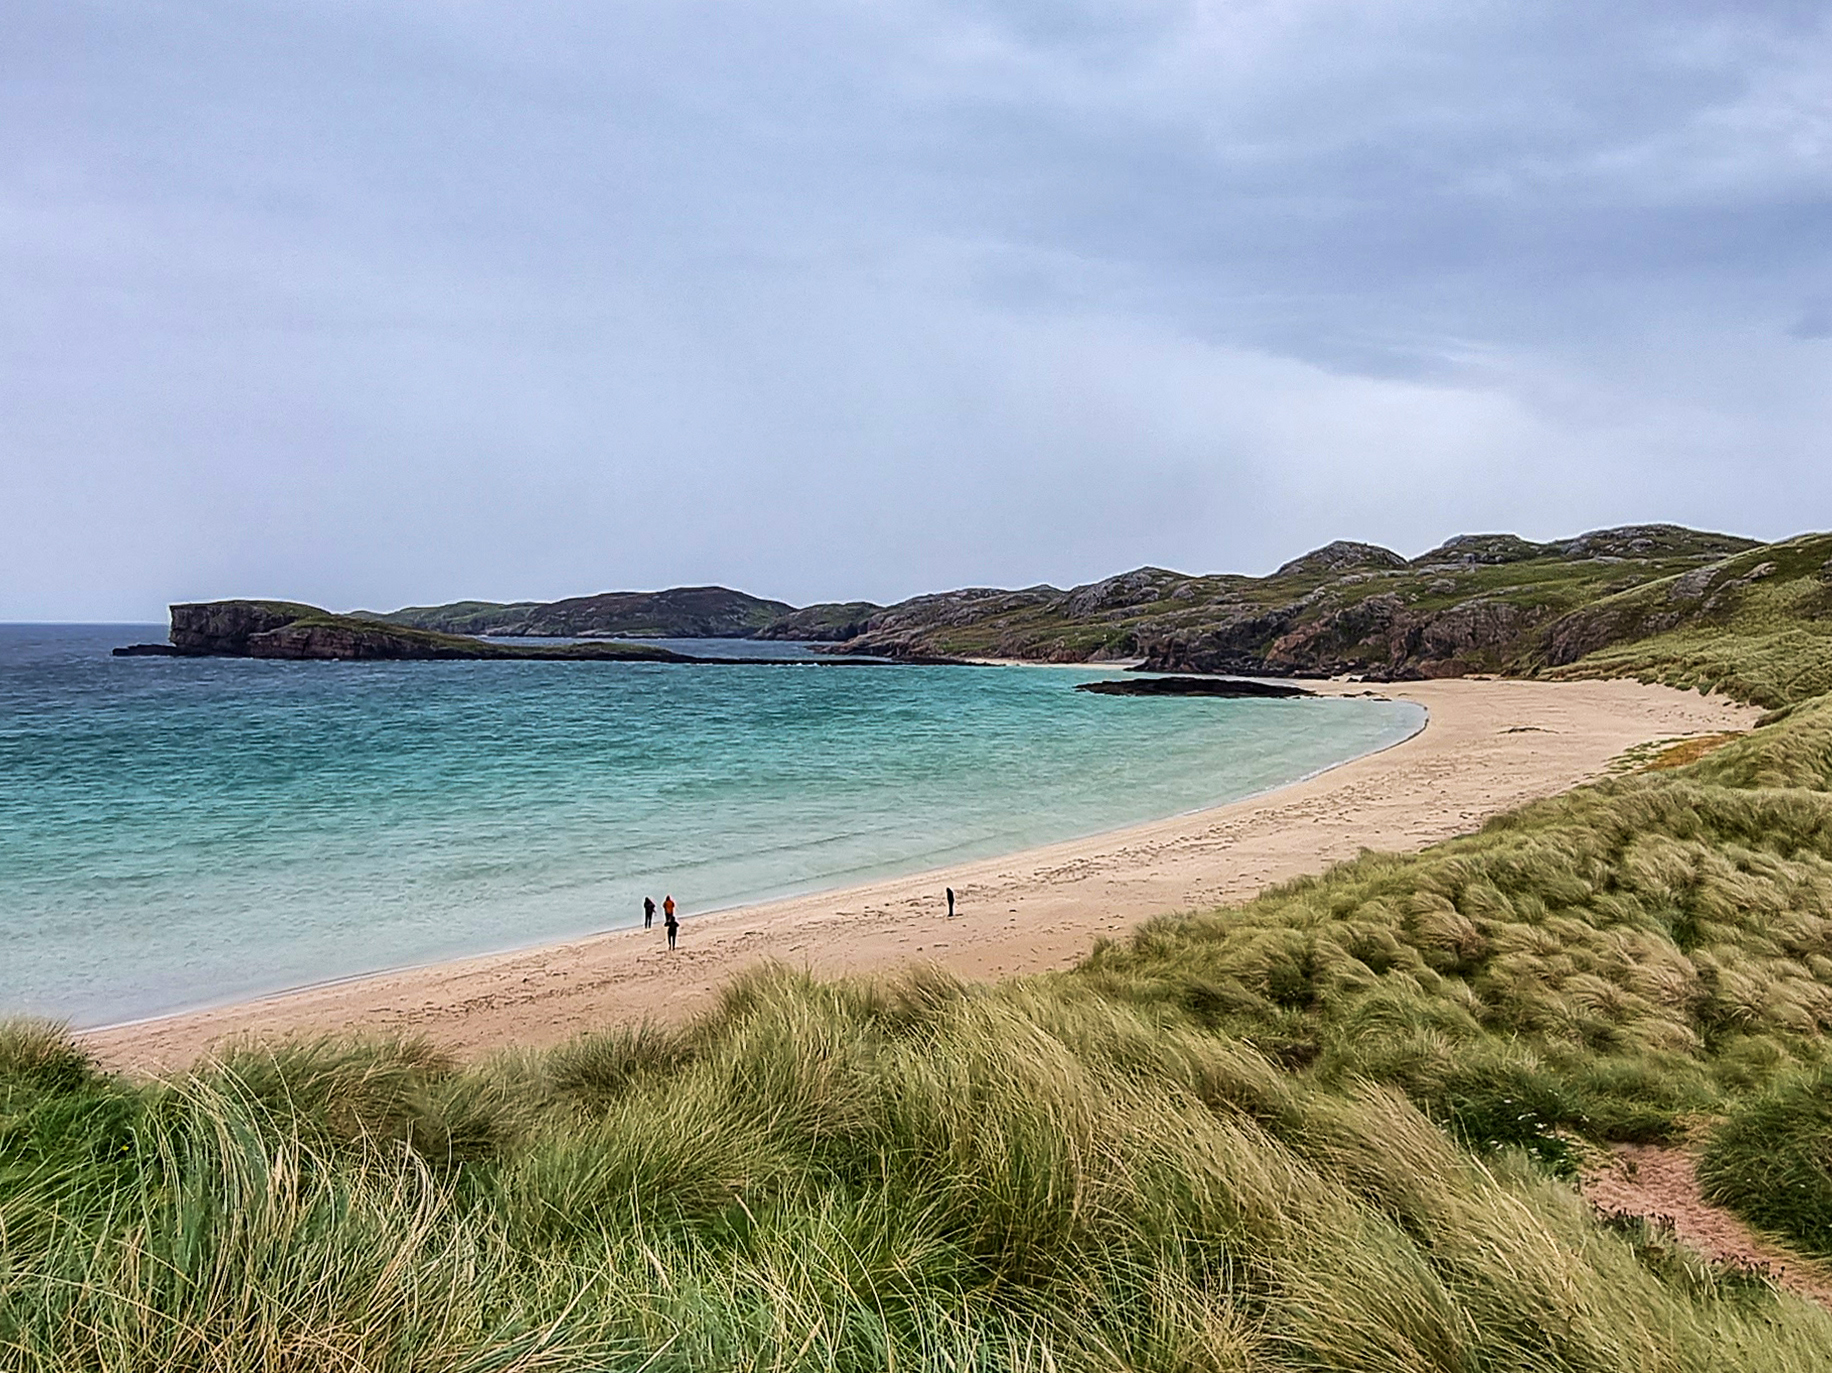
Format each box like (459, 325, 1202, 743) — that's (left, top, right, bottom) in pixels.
(85, 677, 1756, 1071)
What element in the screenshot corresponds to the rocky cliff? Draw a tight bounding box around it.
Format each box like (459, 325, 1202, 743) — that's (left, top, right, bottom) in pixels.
(169, 601, 323, 655)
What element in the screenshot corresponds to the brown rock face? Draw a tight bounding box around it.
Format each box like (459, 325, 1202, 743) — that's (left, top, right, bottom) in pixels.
(1140, 595, 1538, 680)
(169, 601, 320, 654)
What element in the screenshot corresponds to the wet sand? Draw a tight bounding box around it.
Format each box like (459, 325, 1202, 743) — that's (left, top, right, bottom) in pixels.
(84, 678, 1756, 1071)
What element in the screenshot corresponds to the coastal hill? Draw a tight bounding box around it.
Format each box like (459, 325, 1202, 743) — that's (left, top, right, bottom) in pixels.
(769, 523, 1832, 707)
(370, 585, 794, 639)
(784, 523, 1774, 672)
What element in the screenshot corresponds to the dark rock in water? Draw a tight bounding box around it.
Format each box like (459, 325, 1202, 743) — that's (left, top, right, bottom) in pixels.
(1075, 676, 1312, 698)
(111, 643, 197, 657)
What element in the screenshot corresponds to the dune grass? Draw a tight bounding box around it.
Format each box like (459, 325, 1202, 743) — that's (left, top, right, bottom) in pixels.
(1698, 1063, 1832, 1259)
(6, 975, 1832, 1371)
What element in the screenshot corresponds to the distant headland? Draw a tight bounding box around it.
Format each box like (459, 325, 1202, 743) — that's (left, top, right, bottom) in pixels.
(115, 523, 1832, 704)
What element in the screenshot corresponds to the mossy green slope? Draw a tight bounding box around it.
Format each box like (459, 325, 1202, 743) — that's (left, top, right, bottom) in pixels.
(1541, 531, 1832, 707)
(821, 523, 1778, 676)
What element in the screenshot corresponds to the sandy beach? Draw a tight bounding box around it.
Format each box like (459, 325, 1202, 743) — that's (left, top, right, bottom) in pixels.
(84, 678, 1756, 1071)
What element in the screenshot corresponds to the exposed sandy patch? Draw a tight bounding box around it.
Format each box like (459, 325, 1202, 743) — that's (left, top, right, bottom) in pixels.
(1583, 1144, 1832, 1309)
(83, 678, 1754, 1072)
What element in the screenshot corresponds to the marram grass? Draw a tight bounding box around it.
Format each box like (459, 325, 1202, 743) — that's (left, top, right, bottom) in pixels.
(4, 988, 1831, 1371)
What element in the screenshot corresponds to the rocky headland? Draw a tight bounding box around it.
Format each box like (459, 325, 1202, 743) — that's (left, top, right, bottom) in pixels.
(115, 602, 691, 662)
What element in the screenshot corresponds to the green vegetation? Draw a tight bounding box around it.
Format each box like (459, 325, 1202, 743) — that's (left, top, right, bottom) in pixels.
(1087, 696, 1832, 1154)
(1700, 1064, 1832, 1258)
(5, 962, 1831, 1370)
(377, 586, 796, 639)
(362, 599, 543, 635)
(1542, 533, 1832, 708)
(822, 523, 1782, 674)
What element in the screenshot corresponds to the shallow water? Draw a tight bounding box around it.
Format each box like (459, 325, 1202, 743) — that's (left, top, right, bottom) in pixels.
(0, 625, 1423, 1026)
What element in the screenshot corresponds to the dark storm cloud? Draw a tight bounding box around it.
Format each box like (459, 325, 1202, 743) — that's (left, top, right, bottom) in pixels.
(4, 1, 1829, 618)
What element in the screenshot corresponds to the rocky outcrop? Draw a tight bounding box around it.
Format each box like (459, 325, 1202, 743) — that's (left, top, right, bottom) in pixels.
(1274, 541, 1408, 578)
(1556, 524, 1755, 561)
(246, 621, 496, 660)
(756, 601, 883, 642)
(1142, 594, 1536, 679)
(170, 601, 321, 655)
(1411, 534, 1547, 566)
(1075, 676, 1311, 698)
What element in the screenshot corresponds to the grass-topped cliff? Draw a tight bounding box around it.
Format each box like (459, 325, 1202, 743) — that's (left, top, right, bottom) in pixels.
(15, 600, 1832, 1367)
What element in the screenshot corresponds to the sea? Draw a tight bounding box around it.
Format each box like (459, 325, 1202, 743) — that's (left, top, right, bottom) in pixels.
(0, 625, 1425, 1027)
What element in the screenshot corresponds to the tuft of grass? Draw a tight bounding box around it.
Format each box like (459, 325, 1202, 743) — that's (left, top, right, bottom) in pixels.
(0, 1018, 99, 1093)
(1699, 1063, 1832, 1259)
(195, 1034, 527, 1168)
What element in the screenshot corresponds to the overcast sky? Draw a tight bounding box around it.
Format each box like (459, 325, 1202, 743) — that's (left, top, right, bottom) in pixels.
(5, 1, 1829, 619)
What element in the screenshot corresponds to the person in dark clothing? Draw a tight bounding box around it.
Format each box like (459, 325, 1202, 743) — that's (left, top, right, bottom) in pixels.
(664, 904, 679, 950)
(643, 896, 656, 929)
(946, 886, 955, 918)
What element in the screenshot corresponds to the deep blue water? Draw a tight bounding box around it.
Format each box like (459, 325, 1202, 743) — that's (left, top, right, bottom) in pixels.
(0, 625, 1423, 1026)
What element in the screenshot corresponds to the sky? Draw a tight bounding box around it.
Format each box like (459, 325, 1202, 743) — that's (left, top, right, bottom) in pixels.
(5, 0, 1830, 620)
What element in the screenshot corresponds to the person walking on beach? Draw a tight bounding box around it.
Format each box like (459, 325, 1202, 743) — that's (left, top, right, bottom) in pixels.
(663, 895, 679, 950)
(643, 896, 655, 930)
(946, 886, 955, 918)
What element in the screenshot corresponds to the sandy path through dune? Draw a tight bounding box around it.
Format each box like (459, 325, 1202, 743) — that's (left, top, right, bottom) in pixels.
(84, 678, 1755, 1071)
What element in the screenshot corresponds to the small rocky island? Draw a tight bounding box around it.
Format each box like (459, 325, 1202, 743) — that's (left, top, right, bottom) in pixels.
(1075, 676, 1313, 698)
(115, 601, 694, 662)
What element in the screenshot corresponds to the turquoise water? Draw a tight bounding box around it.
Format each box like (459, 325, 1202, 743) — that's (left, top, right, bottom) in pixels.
(0, 625, 1423, 1027)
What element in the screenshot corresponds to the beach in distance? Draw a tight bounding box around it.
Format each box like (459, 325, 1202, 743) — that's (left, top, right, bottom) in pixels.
(85, 676, 1756, 1070)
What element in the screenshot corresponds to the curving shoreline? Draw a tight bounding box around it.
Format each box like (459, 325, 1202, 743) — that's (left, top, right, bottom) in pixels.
(82, 678, 1756, 1071)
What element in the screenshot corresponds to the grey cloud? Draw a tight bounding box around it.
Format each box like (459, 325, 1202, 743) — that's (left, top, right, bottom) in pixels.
(3, 1, 1830, 618)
